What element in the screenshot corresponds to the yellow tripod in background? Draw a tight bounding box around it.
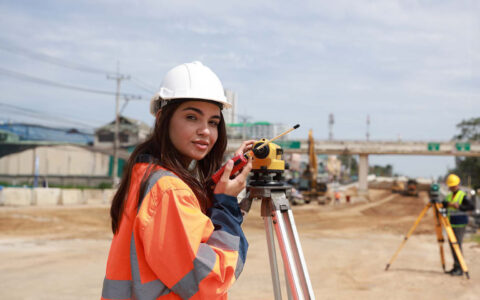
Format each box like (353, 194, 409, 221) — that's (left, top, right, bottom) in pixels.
(385, 185, 470, 279)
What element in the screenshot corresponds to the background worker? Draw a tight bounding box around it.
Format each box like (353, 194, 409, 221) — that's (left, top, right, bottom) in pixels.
(101, 61, 254, 299)
(443, 174, 475, 276)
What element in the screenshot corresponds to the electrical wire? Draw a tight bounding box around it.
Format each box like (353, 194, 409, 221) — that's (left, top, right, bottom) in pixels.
(0, 43, 115, 75)
(131, 76, 158, 94)
(0, 102, 99, 129)
(0, 42, 155, 98)
(0, 67, 144, 99)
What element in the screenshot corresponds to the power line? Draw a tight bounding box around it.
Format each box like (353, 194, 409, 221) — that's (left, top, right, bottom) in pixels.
(0, 43, 115, 75)
(0, 67, 144, 99)
(130, 76, 157, 94)
(0, 102, 99, 129)
(0, 111, 91, 130)
(0, 42, 155, 98)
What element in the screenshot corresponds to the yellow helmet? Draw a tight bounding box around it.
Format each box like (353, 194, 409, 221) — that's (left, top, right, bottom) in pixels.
(446, 174, 460, 187)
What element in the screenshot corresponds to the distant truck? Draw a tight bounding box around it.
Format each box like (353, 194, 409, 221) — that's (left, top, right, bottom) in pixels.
(404, 179, 419, 197)
(391, 180, 405, 193)
(391, 178, 418, 196)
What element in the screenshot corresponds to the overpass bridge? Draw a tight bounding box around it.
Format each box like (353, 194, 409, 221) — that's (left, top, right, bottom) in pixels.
(226, 139, 480, 194)
(3, 140, 477, 194)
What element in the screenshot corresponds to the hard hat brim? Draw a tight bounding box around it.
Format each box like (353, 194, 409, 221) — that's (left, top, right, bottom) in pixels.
(150, 96, 231, 116)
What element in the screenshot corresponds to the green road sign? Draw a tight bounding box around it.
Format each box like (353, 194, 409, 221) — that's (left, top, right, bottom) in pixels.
(428, 143, 440, 151)
(455, 142, 471, 151)
(275, 140, 301, 149)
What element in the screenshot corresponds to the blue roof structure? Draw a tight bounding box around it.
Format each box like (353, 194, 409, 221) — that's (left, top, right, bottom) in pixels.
(0, 123, 93, 144)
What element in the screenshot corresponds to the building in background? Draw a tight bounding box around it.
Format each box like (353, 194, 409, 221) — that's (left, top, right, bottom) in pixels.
(222, 89, 289, 141)
(0, 117, 146, 187)
(0, 144, 111, 187)
(0, 129, 20, 143)
(94, 116, 150, 148)
(227, 122, 288, 140)
(223, 89, 237, 125)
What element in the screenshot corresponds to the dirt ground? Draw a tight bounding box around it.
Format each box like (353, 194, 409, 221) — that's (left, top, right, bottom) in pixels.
(0, 189, 479, 300)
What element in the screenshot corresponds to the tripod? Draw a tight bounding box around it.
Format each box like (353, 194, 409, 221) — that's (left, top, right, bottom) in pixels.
(242, 184, 316, 300)
(385, 199, 470, 279)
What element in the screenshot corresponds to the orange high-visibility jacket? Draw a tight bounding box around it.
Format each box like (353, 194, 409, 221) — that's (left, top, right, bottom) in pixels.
(101, 159, 248, 300)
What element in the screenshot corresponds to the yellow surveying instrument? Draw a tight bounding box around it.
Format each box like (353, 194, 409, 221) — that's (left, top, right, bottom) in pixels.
(249, 139, 286, 186)
(385, 183, 470, 279)
(240, 124, 316, 300)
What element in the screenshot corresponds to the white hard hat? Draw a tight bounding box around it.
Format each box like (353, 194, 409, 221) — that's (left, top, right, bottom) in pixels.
(150, 61, 231, 115)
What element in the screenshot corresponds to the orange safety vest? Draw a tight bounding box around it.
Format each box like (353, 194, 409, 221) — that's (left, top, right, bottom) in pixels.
(101, 160, 248, 299)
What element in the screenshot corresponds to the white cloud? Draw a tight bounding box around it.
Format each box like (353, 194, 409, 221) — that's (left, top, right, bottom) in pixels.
(0, 0, 479, 177)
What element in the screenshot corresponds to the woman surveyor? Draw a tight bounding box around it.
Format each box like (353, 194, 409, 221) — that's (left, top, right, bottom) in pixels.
(101, 61, 254, 300)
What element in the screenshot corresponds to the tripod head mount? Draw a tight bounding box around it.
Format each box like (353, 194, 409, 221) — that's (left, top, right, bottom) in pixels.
(429, 183, 441, 203)
(429, 183, 448, 216)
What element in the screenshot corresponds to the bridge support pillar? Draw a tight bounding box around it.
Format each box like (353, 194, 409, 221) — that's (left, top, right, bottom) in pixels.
(358, 154, 369, 196)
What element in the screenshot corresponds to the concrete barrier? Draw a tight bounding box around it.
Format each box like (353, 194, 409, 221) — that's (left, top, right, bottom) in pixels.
(83, 189, 104, 204)
(61, 189, 84, 205)
(103, 189, 117, 204)
(0, 187, 117, 206)
(1, 187, 33, 206)
(33, 188, 61, 206)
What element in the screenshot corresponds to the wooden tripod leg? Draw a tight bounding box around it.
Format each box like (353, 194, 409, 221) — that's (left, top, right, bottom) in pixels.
(433, 206, 446, 271)
(385, 203, 431, 271)
(435, 203, 470, 279)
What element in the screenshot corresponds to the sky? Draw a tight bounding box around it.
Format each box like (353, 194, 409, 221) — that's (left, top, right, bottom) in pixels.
(0, 0, 479, 178)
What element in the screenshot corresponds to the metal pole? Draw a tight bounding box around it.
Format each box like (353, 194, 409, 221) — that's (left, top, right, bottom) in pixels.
(274, 209, 304, 300)
(286, 210, 315, 298)
(107, 63, 129, 187)
(113, 75, 120, 186)
(250, 185, 315, 300)
(265, 216, 283, 300)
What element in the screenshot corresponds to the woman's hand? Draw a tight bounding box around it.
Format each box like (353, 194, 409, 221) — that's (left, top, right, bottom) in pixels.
(235, 140, 256, 156)
(214, 156, 252, 197)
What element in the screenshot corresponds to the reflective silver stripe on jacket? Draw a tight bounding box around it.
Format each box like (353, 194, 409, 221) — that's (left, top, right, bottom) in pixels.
(131, 235, 171, 299)
(207, 230, 240, 251)
(102, 277, 132, 299)
(171, 244, 217, 299)
(207, 230, 244, 279)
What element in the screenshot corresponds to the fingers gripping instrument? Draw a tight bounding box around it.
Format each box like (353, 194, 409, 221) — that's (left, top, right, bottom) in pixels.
(211, 124, 300, 184)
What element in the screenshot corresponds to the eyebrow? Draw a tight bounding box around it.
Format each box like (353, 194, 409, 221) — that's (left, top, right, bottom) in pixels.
(182, 107, 221, 119)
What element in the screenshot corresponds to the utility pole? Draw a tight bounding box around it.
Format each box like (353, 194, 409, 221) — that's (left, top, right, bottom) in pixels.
(237, 113, 251, 140)
(366, 114, 370, 141)
(107, 62, 130, 187)
(328, 113, 334, 140)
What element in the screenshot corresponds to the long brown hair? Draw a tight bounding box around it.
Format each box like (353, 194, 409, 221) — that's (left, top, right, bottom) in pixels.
(110, 99, 227, 234)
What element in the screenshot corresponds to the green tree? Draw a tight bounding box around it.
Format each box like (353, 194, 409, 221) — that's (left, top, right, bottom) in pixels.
(369, 164, 393, 177)
(338, 154, 358, 176)
(450, 117, 480, 189)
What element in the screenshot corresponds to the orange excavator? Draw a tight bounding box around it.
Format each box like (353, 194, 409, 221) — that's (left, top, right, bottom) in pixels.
(300, 129, 328, 204)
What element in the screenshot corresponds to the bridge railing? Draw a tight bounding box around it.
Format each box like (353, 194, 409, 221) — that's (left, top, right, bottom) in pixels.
(226, 139, 480, 156)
